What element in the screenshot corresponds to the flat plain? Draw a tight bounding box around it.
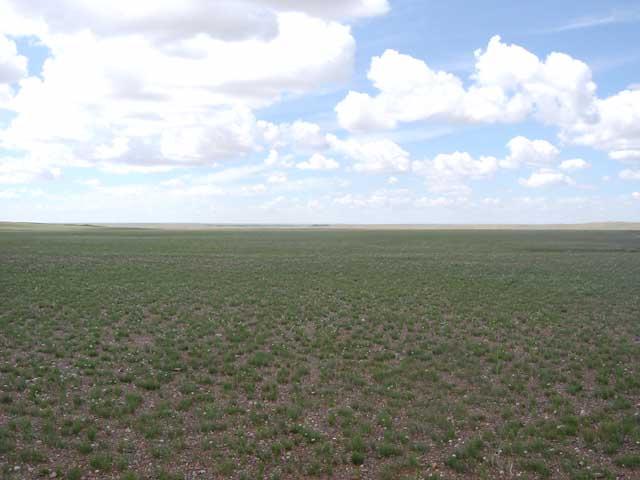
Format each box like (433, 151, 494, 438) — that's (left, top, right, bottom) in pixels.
(1, 225, 639, 479)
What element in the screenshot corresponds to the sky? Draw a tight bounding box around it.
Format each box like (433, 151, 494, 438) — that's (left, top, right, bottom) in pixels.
(1, 0, 640, 224)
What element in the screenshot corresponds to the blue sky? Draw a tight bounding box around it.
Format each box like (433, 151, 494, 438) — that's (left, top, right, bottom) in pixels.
(0, 0, 639, 223)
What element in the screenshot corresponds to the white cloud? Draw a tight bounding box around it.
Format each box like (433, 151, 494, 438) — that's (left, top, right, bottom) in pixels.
(0, 156, 61, 184)
(501, 136, 559, 168)
(327, 134, 410, 173)
(519, 168, 574, 188)
(263, 149, 295, 169)
(5, 0, 388, 43)
(263, 0, 390, 19)
(0, 34, 26, 107)
(387, 176, 398, 184)
(98, 163, 177, 175)
(296, 153, 339, 170)
(632, 192, 640, 200)
(0, 34, 28, 84)
(413, 151, 498, 194)
(0, 6, 359, 182)
(332, 188, 413, 209)
(559, 158, 590, 171)
(335, 49, 466, 131)
(10, 0, 278, 42)
(334, 34, 638, 174)
(262, 120, 328, 151)
(79, 178, 101, 187)
(260, 195, 286, 210)
(335, 35, 597, 131)
(200, 164, 266, 184)
(264, 149, 279, 165)
(315, 193, 465, 210)
(267, 172, 287, 184)
(482, 197, 501, 206)
(609, 150, 640, 163)
(414, 196, 467, 208)
(428, 152, 498, 177)
(619, 169, 640, 180)
(159, 107, 260, 165)
(563, 89, 640, 158)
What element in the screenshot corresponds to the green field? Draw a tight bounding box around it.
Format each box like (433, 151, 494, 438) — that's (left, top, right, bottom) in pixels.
(1, 226, 639, 479)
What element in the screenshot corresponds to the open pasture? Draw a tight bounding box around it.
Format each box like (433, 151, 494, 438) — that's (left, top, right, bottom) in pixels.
(1, 227, 639, 479)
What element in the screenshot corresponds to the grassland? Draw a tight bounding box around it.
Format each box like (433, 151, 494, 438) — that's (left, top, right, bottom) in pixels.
(1, 226, 639, 479)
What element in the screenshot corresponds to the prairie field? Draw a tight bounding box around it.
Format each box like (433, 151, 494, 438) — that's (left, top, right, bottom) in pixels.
(1, 226, 639, 479)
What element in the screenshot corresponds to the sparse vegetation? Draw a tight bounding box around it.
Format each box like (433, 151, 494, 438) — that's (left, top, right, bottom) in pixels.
(1, 225, 639, 478)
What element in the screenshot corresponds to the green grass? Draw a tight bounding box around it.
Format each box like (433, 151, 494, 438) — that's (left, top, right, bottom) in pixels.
(1, 226, 639, 478)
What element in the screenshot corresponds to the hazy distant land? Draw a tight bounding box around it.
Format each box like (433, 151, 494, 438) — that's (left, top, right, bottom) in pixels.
(2, 221, 640, 231)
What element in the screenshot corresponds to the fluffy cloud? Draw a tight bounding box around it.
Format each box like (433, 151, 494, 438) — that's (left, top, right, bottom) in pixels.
(0, 156, 61, 184)
(264, 0, 389, 19)
(334, 33, 639, 174)
(335, 49, 466, 131)
(263, 149, 294, 168)
(564, 89, 640, 157)
(632, 192, 640, 200)
(471, 36, 596, 127)
(5, 0, 388, 42)
(335, 35, 597, 131)
(327, 134, 410, 173)
(159, 108, 260, 165)
(559, 158, 590, 171)
(332, 189, 471, 210)
(501, 136, 559, 168)
(296, 153, 339, 170)
(0, 3, 364, 183)
(9, 1, 278, 42)
(0, 34, 26, 108)
(261, 120, 328, 151)
(413, 152, 498, 194)
(0, 34, 28, 84)
(519, 168, 574, 188)
(609, 150, 640, 163)
(333, 188, 413, 208)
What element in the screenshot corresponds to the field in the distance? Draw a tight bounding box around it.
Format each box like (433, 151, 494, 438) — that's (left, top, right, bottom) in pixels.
(1, 226, 639, 479)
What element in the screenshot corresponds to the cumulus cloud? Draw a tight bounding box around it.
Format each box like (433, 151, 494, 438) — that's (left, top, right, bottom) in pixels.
(0, 34, 28, 84)
(9, 0, 278, 42)
(632, 192, 640, 200)
(519, 168, 574, 188)
(609, 150, 640, 163)
(296, 153, 339, 170)
(159, 108, 260, 165)
(263, 149, 294, 168)
(6, 0, 388, 43)
(559, 158, 590, 171)
(334, 34, 640, 172)
(332, 188, 414, 209)
(327, 134, 410, 173)
(0, 3, 364, 183)
(564, 89, 640, 157)
(335, 35, 597, 131)
(261, 120, 328, 151)
(413, 152, 498, 195)
(264, 0, 389, 19)
(501, 136, 559, 169)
